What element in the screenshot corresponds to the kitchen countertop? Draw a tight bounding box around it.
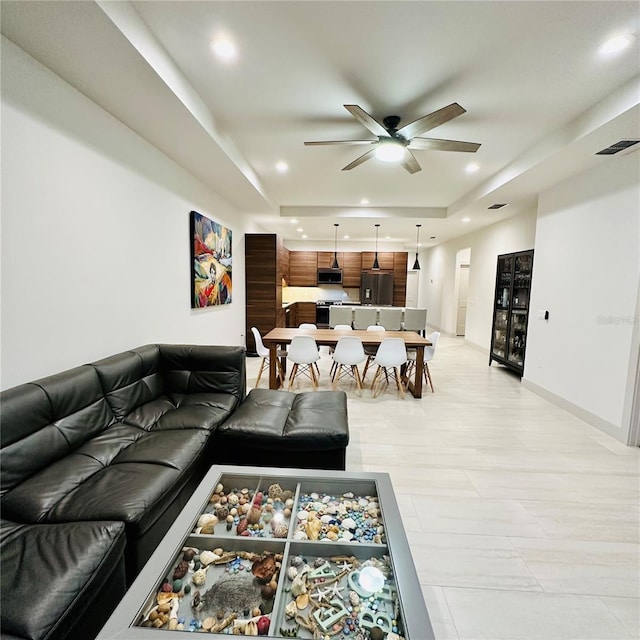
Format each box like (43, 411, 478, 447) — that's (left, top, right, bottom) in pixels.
(282, 301, 361, 307)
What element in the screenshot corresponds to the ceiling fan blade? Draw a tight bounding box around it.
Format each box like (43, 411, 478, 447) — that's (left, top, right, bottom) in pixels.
(344, 105, 388, 137)
(397, 103, 466, 140)
(304, 140, 376, 146)
(342, 148, 377, 171)
(401, 149, 422, 174)
(408, 137, 481, 153)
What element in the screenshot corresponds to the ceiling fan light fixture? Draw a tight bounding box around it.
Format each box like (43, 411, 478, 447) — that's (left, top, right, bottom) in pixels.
(375, 140, 405, 163)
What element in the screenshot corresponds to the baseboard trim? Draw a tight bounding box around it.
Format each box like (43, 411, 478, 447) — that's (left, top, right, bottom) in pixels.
(521, 378, 629, 444)
(464, 339, 489, 354)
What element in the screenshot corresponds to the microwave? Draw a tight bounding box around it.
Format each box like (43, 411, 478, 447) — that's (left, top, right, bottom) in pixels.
(317, 268, 343, 284)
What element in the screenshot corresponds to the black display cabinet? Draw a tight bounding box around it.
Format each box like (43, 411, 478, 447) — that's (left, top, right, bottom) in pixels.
(489, 249, 534, 376)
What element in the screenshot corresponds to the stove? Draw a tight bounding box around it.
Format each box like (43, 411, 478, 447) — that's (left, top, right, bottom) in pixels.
(315, 300, 341, 326)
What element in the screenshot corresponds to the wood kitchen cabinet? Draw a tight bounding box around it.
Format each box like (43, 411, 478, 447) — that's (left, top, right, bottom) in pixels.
(393, 252, 408, 307)
(278, 241, 290, 283)
(245, 234, 288, 354)
(316, 251, 341, 269)
(361, 251, 395, 270)
(317, 252, 361, 287)
(289, 251, 317, 286)
(342, 252, 362, 287)
(296, 302, 317, 325)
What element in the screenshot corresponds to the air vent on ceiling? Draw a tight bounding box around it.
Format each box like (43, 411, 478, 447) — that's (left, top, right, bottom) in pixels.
(488, 203, 508, 210)
(596, 139, 640, 155)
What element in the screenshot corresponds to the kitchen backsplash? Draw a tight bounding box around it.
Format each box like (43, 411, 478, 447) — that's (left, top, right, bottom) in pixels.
(283, 286, 360, 303)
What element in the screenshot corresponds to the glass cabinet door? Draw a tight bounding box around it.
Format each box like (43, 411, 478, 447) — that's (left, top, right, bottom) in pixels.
(507, 310, 527, 366)
(496, 255, 513, 310)
(492, 310, 508, 359)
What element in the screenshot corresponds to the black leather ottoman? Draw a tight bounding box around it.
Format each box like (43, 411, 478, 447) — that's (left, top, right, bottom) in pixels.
(213, 389, 349, 470)
(0, 519, 126, 640)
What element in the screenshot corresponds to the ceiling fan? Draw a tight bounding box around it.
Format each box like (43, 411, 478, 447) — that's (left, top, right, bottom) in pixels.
(304, 103, 480, 174)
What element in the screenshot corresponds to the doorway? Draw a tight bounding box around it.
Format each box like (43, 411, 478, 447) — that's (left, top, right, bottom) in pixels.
(406, 270, 419, 307)
(456, 264, 470, 336)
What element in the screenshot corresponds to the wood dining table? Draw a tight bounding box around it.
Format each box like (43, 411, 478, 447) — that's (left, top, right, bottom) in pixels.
(261, 327, 432, 398)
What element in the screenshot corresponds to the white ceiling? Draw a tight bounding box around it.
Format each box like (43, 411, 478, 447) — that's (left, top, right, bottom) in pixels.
(2, 1, 639, 249)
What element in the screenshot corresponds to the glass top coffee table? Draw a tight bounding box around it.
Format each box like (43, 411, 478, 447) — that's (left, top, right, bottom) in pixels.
(97, 465, 433, 639)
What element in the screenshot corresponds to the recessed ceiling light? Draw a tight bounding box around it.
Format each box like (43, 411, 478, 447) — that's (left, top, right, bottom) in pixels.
(385, 235, 391, 240)
(599, 33, 635, 57)
(360, 198, 369, 205)
(302, 234, 308, 239)
(210, 36, 237, 61)
(343, 235, 349, 239)
(275, 161, 288, 173)
(462, 217, 471, 223)
(290, 219, 298, 224)
(297, 228, 303, 232)
(465, 163, 479, 174)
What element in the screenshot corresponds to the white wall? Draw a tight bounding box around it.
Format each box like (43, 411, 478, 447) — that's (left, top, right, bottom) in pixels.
(1, 39, 251, 389)
(418, 209, 538, 347)
(524, 153, 640, 440)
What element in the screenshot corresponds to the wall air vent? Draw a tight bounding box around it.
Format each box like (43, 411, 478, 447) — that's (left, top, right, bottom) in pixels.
(488, 203, 508, 210)
(596, 139, 639, 155)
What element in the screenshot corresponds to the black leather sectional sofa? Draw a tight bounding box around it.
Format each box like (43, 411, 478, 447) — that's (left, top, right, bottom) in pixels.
(0, 344, 349, 640)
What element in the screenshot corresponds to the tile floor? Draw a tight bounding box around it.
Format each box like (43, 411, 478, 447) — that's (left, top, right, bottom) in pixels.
(245, 334, 640, 640)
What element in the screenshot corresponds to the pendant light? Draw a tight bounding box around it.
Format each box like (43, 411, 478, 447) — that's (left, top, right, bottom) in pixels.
(331, 223, 340, 269)
(372, 224, 381, 270)
(412, 224, 422, 270)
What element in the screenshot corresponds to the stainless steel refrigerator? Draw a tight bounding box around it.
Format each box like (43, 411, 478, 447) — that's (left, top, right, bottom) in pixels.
(361, 271, 394, 305)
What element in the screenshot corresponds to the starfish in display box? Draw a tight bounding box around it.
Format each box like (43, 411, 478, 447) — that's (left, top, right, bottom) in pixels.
(312, 586, 331, 603)
(326, 581, 345, 600)
(337, 560, 353, 573)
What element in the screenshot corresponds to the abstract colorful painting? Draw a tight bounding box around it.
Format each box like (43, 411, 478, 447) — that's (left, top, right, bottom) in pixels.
(190, 211, 232, 308)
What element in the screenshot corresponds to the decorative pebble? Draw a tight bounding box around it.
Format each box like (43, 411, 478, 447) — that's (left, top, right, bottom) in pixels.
(191, 569, 206, 586)
(196, 513, 217, 529)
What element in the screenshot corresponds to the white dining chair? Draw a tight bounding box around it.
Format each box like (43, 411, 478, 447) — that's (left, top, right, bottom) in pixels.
(298, 323, 321, 376)
(331, 336, 366, 395)
(329, 324, 353, 376)
(287, 335, 321, 390)
(370, 338, 408, 398)
(251, 327, 286, 387)
(406, 331, 440, 392)
(378, 307, 402, 330)
(361, 325, 386, 382)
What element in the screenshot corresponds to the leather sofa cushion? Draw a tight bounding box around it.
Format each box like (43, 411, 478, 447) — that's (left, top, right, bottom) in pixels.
(0, 366, 115, 498)
(122, 392, 237, 431)
(159, 344, 246, 399)
(215, 389, 349, 451)
(1, 519, 126, 640)
(91, 345, 164, 421)
(92, 345, 244, 430)
(1, 428, 208, 536)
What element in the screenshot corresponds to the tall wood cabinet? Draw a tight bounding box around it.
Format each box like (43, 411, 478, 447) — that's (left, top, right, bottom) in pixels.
(489, 249, 534, 376)
(392, 252, 408, 307)
(245, 234, 288, 354)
